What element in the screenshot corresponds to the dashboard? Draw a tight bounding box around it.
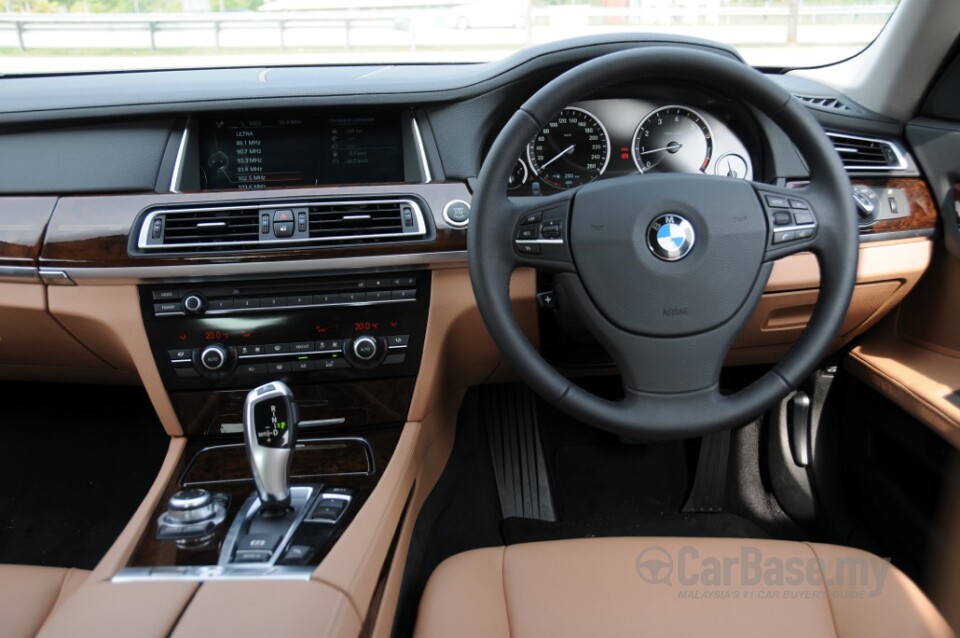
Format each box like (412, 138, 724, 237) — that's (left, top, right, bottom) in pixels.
(0, 35, 940, 438)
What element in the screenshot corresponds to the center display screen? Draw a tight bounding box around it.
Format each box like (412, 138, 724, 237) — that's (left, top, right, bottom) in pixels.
(198, 112, 404, 190)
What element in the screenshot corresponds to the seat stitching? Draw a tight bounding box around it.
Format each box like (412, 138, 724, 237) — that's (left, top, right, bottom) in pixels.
(500, 547, 514, 638)
(803, 542, 841, 638)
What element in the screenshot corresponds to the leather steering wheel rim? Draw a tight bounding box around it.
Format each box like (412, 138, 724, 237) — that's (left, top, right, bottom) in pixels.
(468, 46, 858, 440)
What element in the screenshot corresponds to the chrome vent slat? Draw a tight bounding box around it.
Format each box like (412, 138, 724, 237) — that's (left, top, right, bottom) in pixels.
(137, 198, 427, 253)
(826, 132, 907, 172)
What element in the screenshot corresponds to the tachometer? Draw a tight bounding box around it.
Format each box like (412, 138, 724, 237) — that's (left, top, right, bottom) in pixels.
(526, 107, 610, 189)
(632, 105, 713, 174)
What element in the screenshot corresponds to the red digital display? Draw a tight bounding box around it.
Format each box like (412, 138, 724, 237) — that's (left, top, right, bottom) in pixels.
(354, 321, 380, 332)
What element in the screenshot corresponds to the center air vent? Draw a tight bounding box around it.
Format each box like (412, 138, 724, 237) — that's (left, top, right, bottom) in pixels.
(137, 198, 428, 253)
(308, 201, 408, 241)
(826, 132, 907, 172)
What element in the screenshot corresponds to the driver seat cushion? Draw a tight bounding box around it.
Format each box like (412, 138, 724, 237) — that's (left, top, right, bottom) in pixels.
(0, 565, 90, 638)
(413, 537, 953, 638)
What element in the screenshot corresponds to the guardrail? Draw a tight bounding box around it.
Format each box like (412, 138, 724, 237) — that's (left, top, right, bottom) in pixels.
(0, 3, 896, 52)
(0, 11, 413, 51)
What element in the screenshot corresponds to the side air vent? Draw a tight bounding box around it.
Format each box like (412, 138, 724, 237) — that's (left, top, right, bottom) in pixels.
(826, 132, 907, 172)
(137, 198, 428, 252)
(794, 94, 861, 114)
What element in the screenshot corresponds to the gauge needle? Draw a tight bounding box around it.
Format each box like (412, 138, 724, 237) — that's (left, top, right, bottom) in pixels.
(539, 144, 575, 171)
(637, 141, 683, 155)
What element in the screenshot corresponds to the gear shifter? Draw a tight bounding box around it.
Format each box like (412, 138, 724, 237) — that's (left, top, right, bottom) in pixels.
(243, 381, 299, 515)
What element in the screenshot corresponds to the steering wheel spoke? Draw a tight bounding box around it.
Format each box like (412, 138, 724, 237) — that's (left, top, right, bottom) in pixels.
(756, 185, 823, 261)
(507, 193, 577, 273)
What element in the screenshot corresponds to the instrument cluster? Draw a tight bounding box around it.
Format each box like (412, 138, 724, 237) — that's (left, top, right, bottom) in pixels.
(508, 97, 754, 194)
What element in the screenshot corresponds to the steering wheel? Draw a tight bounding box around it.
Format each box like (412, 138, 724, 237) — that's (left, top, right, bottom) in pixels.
(468, 46, 858, 439)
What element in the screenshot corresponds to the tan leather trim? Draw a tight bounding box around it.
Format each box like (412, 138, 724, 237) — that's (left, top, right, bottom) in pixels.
(846, 316, 960, 449)
(0, 565, 89, 638)
(37, 581, 198, 638)
(50, 568, 89, 613)
(807, 543, 954, 638)
(728, 238, 931, 365)
(47, 284, 183, 436)
(765, 238, 932, 292)
(89, 437, 187, 582)
(0, 282, 113, 376)
(171, 581, 361, 638)
(312, 417, 424, 620)
(408, 268, 537, 422)
(414, 538, 953, 638)
(369, 398, 460, 637)
(899, 245, 960, 357)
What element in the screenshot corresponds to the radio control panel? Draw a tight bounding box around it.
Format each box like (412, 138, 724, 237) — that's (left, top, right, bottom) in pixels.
(140, 272, 429, 391)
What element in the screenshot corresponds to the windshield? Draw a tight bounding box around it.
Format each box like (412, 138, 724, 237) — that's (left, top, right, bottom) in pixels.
(2, 0, 900, 75)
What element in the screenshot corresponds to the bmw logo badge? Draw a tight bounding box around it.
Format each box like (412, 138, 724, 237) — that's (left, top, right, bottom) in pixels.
(647, 214, 696, 261)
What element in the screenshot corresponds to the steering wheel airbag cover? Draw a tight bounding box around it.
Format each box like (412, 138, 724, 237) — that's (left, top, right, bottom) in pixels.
(571, 174, 767, 336)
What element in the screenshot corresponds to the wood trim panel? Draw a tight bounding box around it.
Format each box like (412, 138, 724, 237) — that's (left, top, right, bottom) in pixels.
(0, 197, 57, 266)
(856, 178, 939, 235)
(37, 178, 937, 269)
(170, 378, 415, 437)
(39, 183, 469, 268)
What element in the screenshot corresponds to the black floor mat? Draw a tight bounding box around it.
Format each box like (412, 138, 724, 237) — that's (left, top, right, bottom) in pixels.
(0, 381, 169, 569)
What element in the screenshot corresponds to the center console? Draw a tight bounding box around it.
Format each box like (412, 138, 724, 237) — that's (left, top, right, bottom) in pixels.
(122, 269, 430, 580)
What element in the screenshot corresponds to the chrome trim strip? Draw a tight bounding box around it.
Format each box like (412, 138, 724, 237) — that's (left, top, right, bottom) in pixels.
(515, 239, 564, 245)
(198, 298, 415, 319)
(411, 116, 433, 184)
(62, 250, 468, 284)
(826, 132, 908, 171)
(299, 418, 346, 429)
(112, 565, 315, 583)
(169, 124, 190, 194)
(38, 269, 76, 285)
(0, 265, 39, 281)
(137, 198, 427, 251)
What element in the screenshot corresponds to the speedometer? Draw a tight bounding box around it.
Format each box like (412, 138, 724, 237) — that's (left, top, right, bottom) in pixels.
(526, 107, 610, 189)
(632, 105, 713, 174)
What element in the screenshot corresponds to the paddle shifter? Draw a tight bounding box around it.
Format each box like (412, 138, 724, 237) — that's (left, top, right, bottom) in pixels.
(243, 381, 299, 515)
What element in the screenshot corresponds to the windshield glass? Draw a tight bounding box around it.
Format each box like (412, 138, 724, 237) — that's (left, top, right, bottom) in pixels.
(2, 0, 900, 75)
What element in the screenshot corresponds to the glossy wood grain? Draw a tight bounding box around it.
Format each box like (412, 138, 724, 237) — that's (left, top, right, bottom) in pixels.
(0, 197, 57, 266)
(127, 424, 402, 568)
(856, 178, 939, 235)
(39, 183, 469, 268)
(170, 378, 414, 436)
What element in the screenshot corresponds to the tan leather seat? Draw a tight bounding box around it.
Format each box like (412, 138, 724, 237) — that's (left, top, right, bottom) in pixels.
(0, 565, 89, 638)
(414, 537, 954, 638)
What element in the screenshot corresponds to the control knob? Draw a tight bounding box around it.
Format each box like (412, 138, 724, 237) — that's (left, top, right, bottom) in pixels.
(200, 344, 229, 371)
(182, 293, 207, 315)
(352, 335, 380, 361)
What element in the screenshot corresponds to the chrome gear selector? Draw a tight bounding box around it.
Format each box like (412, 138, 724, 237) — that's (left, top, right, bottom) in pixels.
(243, 380, 299, 515)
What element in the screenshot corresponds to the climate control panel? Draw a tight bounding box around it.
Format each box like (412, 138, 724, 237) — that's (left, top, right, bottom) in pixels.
(140, 272, 429, 391)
